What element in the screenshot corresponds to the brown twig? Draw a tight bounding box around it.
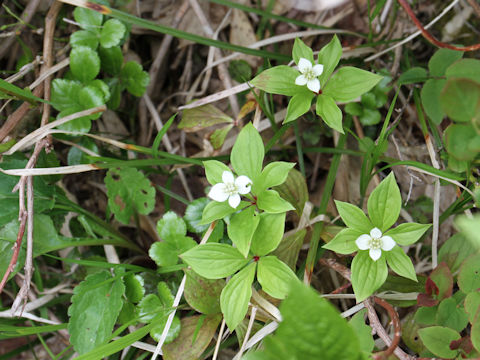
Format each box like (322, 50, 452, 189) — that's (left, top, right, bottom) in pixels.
(371, 297, 402, 360)
(319, 258, 352, 281)
(397, 0, 480, 51)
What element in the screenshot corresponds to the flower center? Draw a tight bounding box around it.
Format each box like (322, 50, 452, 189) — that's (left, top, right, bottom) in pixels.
(368, 237, 382, 250)
(304, 68, 316, 80)
(224, 182, 238, 196)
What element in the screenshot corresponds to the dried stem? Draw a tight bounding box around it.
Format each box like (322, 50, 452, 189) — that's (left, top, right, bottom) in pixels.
(397, 0, 480, 51)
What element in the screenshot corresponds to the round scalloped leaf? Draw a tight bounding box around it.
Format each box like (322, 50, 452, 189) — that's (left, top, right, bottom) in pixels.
(124, 274, 145, 303)
(70, 46, 100, 83)
(100, 19, 126, 48)
(120, 61, 149, 97)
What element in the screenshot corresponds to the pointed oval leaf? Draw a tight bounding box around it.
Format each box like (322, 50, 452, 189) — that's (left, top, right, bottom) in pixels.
(322, 228, 363, 255)
(227, 206, 260, 257)
(256, 189, 294, 213)
(257, 256, 298, 299)
(335, 200, 372, 233)
(180, 104, 233, 131)
(323, 67, 382, 102)
(351, 251, 388, 302)
(250, 212, 286, 256)
(284, 92, 314, 123)
(418, 326, 460, 359)
(231, 122, 264, 181)
(458, 254, 480, 293)
(203, 160, 231, 185)
(385, 246, 417, 281)
(317, 35, 342, 87)
(256, 161, 295, 192)
(385, 222, 431, 246)
(220, 262, 256, 330)
(367, 172, 401, 232)
(180, 243, 249, 279)
(316, 94, 343, 133)
(250, 66, 303, 96)
(292, 37, 314, 65)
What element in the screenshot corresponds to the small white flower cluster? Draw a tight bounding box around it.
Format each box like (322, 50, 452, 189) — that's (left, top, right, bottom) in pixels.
(355, 227, 396, 261)
(208, 171, 252, 209)
(295, 58, 324, 93)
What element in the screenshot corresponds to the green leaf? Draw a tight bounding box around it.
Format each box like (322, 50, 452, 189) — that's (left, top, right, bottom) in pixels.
(385, 223, 431, 246)
(256, 189, 294, 213)
(68, 271, 125, 354)
(335, 200, 373, 233)
(464, 291, 480, 323)
(317, 35, 342, 87)
(203, 160, 231, 185)
(458, 254, 480, 293)
(149, 236, 196, 267)
(179, 104, 233, 131)
(446, 58, 480, 84)
(455, 214, 480, 249)
(100, 19, 126, 48)
(284, 92, 314, 123)
(51, 79, 82, 111)
(184, 268, 224, 314)
(428, 48, 463, 77)
(70, 46, 101, 83)
(444, 124, 480, 161)
(257, 256, 298, 299)
(0, 78, 47, 105)
(104, 167, 156, 224)
(430, 262, 454, 301)
(418, 326, 460, 359)
(231, 123, 264, 182)
(436, 298, 469, 332)
(322, 228, 363, 255)
(220, 262, 256, 330)
(157, 211, 187, 240)
(421, 79, 446, 125)
(150, 315, 181, 344)
(163, 315, 222, 360)
(385, 246, 417, 281)
(137, 294, 167, 322)
(244, 282, 362, 360)
(440, 78, 480, 122)
(229, 59, 252, 82)
(184, 198, 210, 233)
(200, 200, 242, 224)
(315, 94, 343, 133)
(180, 243, 249, 279)
(351, 251, 388, 302)
(70, 30, 99, 49)
(123, 274, 145, 303)
(120, 61, 150, 97)
(227, 206, 260, 257)
(250, 66, 304, 96)
(99, 46, 123, 76)
(397, 67, 428, 85)
(210, 124, 234, 149)
(89, 79, 110, 102)
(359, 108, 381, 126)
(439, 233, 478, 273)
(367, 172, 401, 232)
(74, 7, 103, 31)
(292, 37, 314, 65)
(256, 162, 295, 191)
(250, 212, 286, 256)
(323, 67, 382, 102)
(472, 315, 480, 354)
(344, 102, 363, 116)
(273, 168, 308, 215)
(349, 309, 375, 353)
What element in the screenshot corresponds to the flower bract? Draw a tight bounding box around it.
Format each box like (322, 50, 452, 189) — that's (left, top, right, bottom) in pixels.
(355, 227, 396, 261)
(208, 171, 252, 208)
(295, 57, 324, 93)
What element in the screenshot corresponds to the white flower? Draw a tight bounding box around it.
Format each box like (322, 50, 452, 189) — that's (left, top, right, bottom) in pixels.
(208, 171, 252, 209)
(355, 227, 396, 261)
(295, 57, 324, 93)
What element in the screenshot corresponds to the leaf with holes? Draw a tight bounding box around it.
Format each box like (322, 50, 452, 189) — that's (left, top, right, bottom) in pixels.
(105, 167, 156, 224)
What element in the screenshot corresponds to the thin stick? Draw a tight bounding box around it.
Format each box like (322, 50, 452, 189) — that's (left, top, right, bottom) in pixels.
(366, 0, 460, 61)
(151, 221, 217, 360)
(212, 319, 226, 360)
(397, 0, 480, 51)
(237, 306, 257, 359)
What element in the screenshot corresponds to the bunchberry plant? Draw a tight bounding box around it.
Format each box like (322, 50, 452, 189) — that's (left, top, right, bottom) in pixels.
(180, 123, 299, 330)
(323, 172, 431, 301)
(250, 36, 383, 133)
